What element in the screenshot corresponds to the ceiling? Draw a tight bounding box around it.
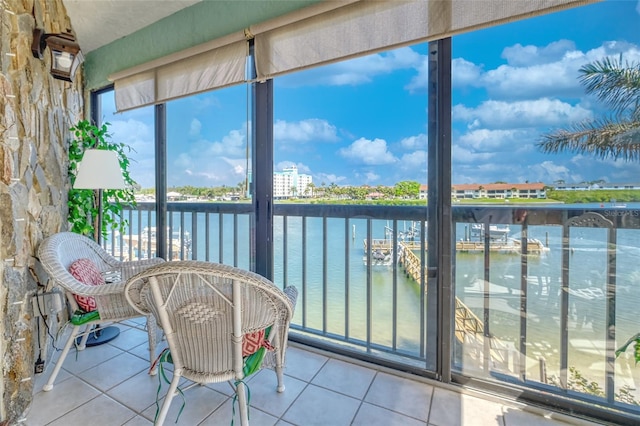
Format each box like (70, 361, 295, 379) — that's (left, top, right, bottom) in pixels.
(62, 0, 201, 53)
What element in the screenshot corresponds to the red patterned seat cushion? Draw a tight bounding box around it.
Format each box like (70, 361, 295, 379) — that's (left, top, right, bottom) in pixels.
(242, 328, 274, 357)
(68, 258, 105, 312)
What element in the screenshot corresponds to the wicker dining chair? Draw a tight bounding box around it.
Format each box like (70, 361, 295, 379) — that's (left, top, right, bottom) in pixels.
(124, 260, 298, 426)
(37, 232, 165, 391)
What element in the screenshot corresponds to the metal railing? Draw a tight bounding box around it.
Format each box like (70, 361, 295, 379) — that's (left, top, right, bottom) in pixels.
(105, 202, 640, 419)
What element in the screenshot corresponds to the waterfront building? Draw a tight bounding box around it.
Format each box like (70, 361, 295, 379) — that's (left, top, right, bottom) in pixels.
(451, 182, 547, 199)
(419, 184, 428, 199)
(553, 182, 640, 191)
(273, 165, 313, 199)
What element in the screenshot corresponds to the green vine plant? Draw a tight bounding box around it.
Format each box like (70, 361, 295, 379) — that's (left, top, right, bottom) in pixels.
(68, 120, 137, 240)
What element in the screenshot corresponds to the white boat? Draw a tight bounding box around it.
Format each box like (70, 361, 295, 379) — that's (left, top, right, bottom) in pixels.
(363, 239, 395, 266)
(470, 224, 510, 240)
(363, 248, 394, 266)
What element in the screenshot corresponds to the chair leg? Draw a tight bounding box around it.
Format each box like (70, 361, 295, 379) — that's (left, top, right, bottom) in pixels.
(236, 380, 250, 426)
(76, 324, 91, 350)
(275, 363, 285, 393)
(146, 315, 158, 376)
(155, 374, 181, 426)
(43, 324, 81, 391)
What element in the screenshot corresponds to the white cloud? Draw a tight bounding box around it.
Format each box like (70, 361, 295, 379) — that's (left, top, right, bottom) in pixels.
(338, 138, 398, 165)
(189, 119, 201, 137)
(399, 133, 427, 150)
(275, 161, 312, 174)
(279, 47, 423, 88)
(274, 119, 340, 144)
(458, 129, 515, 151)
(529, 160, 572, 183)
(452, 145, 496, 164)
(451, 58, 483, 88)
(399, 150, 427, 171)
(482, 61, 581, 99)
(167, 126, 249, 187)
(405, 56, 429, 93)
(363, 172, 380, 183)
(202, 129, 246, 158)
(501, 40, 577, 67)
(453, 98, 592, 130)
(109, 118, 155, 187)
(456, 40, 640, 100)
(314, 173, 346, 185)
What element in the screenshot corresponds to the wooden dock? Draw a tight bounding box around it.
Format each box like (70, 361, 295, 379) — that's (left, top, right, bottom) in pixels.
(362, 234, 550, 372)
(455, 238, 547, 255)
(365, 238, 547, 256)
(395, 241, 511, 369)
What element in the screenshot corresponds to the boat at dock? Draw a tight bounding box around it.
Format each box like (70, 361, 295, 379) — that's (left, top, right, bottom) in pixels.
(364, 237, 547, 265)
(363, 239, 395, 266)
(119, 227, 192, 260)
(470, 224, 511, 240)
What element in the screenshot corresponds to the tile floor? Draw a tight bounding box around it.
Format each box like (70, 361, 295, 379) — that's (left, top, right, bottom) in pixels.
(25, 318, 605, 426)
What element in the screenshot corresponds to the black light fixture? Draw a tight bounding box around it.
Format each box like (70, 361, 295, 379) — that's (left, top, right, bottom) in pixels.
(31, 28, 84, 82)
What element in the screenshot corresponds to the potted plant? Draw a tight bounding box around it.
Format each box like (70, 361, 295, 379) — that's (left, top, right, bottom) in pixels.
(67, 120, 136, 240)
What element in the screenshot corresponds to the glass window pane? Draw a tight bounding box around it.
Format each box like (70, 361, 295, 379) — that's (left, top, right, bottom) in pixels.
(452, 1, 640, 414)
(98, 90, 156, 260)
(165, 85, 251, 266)
(272, 44, 430, 367)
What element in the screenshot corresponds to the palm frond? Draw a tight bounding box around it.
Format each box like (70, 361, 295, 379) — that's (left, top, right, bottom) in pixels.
(537, 117, 640, 162)
(579, 57, 640, 114)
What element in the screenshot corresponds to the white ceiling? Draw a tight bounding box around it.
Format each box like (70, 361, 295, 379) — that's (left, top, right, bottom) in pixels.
(63, 0, 201, 53)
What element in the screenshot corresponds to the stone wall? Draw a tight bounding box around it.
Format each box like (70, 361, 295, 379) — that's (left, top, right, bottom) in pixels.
(0, 0, 82, 423)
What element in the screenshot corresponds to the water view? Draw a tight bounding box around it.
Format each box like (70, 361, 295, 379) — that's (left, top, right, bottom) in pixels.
(109, 203, 640, 404)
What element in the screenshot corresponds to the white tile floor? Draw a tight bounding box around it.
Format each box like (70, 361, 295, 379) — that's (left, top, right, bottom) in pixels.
(26, 319, 605, 426)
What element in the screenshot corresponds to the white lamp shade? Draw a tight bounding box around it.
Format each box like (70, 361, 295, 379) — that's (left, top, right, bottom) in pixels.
(74, 149, 127, 189)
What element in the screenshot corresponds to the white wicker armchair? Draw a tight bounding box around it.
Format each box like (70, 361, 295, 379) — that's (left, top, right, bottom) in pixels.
(125, 260, 298, 426)
(37, 231, 165, 391)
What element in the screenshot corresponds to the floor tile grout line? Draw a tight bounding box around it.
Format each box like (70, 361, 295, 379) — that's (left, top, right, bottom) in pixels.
(34, 342, 587, 426)
(277, 355, 331, 425)
(349, 369, 379, 425)
(426, 380, 435, 424)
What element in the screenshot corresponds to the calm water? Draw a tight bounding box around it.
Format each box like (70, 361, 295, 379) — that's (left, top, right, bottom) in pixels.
(114, 204, 640, 388)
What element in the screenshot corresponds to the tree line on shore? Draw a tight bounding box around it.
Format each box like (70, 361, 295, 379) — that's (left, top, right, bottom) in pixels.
(138, 184, 640, 205)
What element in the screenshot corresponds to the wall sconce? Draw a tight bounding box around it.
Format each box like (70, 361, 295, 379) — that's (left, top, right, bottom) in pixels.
(31, 28, 84, 82)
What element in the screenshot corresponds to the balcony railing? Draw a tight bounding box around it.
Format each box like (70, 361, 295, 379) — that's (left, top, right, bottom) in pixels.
(105, 201, 640, 420)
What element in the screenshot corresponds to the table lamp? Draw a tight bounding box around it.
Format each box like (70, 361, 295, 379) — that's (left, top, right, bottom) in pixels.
(73, 149, 126, 242)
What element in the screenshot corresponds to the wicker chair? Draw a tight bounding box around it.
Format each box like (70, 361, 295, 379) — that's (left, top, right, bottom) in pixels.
(124, 260, 298, 426)
(37, 231, 165, 391)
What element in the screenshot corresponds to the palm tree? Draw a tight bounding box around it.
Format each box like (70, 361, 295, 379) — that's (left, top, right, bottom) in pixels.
(538, 56, 640, 161)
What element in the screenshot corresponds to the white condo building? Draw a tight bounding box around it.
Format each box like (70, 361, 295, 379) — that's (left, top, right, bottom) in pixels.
(273, 165, 313, 198)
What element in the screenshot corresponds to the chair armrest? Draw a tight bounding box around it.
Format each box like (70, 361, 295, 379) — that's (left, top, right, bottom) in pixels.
(68, 279, 127, 297)
(283, 286, 298, 312)
(116, 257, 166, 281)
(120, 257, 165, 269)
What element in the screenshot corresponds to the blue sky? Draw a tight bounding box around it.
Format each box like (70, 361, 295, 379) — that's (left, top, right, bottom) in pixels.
(103, 0, 640, 190)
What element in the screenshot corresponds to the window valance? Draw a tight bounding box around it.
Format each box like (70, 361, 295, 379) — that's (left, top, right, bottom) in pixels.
(110, 0, 594, 111)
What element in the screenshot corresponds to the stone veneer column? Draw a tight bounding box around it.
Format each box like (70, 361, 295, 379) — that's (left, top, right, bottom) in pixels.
(0, 0, 82, 423)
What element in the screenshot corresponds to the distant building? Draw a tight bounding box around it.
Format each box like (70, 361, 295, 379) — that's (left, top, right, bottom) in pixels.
(273, 165, 313, 199)
(552, 182, 640, 191)
(419, 184, 428, 200)
(451, 183, 546, 199)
